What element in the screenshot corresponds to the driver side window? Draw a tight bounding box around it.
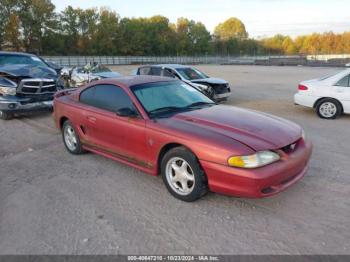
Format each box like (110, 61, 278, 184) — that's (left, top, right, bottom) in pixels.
(80, 84, 137, 114)
(335, 75, 350, 87)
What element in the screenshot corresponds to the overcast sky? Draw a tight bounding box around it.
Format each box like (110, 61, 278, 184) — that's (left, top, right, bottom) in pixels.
(51, 0, 350, 38)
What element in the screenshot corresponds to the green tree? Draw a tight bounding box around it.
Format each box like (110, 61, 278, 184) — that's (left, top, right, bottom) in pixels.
(18, 0, 57, 53)
(91, 8, 120, 55)
(60, 6, 80, 54)
(282, 36, 296, 55)
(147, 15, 177, 55)
(119, 17, 149, 55)
(190, 22, 211, 55)
(261, 34, 286, 54)
(175, 18, 211, 55)
(176, 18, 193, 55)
(0, 0, 19, 49)
(214, 17, 248, 40)
(76, 8, 99, 54)
(3, 13, 22, 51)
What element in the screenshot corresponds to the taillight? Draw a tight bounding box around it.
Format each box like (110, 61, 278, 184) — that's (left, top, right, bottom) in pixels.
(298, 84, 308, 91)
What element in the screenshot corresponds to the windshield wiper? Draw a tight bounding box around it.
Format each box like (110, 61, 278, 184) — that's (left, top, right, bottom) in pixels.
(149, 103, 216, 118)
(185, 101, 216, 108)
(148, 106, 184, 116)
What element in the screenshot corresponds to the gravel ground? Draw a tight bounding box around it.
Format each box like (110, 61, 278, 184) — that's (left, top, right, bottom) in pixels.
(0, 65, 349, 255)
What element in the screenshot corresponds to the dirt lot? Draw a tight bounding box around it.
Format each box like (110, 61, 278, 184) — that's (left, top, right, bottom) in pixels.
(0, 65, 349, 255)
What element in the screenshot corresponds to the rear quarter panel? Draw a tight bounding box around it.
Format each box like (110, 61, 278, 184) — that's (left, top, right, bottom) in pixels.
(53, 94, 83, 133)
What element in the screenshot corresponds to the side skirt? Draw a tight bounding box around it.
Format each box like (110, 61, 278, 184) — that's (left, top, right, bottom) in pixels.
(82, 144, 157, 176)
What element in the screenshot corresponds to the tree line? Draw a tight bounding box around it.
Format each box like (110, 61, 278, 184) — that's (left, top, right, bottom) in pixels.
(0, 0, 349, 56)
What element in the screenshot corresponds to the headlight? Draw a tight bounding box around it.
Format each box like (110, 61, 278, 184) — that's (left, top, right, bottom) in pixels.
(0, 86, 16, 96)
(228, 151, 280, 169)
(195, 83, 209, 90)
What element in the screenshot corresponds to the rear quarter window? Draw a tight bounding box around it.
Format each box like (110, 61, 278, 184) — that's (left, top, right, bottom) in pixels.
(80, 86, 96, 105)
(139, 67, 152, 75)
(335, 75, 350, 87)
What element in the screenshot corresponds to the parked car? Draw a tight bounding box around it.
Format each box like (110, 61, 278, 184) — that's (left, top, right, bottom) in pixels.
(64, 62, 122, 88)
(0, 51, 63, 120)
(294, 69, 350, 119)
(136, 64, 231, 101)
(53, 76, 312, 202)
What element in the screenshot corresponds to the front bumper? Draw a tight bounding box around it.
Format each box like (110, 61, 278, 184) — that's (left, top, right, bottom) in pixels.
(200, 139, 313, 198)
(0, 95, 53, 113)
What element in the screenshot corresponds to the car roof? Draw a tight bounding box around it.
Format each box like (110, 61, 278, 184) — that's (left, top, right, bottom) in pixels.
(100, 75, 178, 88)
(0, 51, 38, 57)
(142, 64, 191, 69)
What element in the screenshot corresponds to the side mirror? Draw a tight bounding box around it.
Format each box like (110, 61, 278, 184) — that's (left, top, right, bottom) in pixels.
(116, 107, 139, 118)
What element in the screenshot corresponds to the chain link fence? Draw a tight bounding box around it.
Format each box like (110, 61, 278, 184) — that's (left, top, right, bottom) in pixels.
(42, 55, 350, 67)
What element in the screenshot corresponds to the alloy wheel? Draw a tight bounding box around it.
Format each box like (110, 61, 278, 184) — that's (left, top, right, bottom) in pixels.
(165, 157, 195, 196)
(319, 102, 337, 118)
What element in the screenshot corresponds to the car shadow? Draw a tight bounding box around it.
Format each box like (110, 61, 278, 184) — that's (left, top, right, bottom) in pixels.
(13, 110, 53, 120)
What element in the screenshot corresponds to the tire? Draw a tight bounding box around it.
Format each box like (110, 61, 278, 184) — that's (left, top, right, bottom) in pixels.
(62, 120, 85, 154)
(161, 146, 208, 202)
(316, 98, 342, 119)
(0, 110, 13, 120)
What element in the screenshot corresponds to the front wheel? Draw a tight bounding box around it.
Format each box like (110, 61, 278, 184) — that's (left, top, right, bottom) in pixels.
(161, 147, 208, 202)
(0, 110, 13, 120)
(316, 99, 342, 119)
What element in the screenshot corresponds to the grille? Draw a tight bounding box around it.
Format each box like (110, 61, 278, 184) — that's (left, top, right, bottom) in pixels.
(17, 78, 57, 95)
(212, 83, 229, 94)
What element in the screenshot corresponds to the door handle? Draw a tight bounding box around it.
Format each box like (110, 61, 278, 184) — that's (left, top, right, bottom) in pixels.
(87, 116, 97, 123)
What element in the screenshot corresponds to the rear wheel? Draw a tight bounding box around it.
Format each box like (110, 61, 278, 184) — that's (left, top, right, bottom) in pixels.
(316, 99, 342, 119)
(62, 120, 85, 154)
(0, 110, 13, 120)
(161, 147, 208, 202)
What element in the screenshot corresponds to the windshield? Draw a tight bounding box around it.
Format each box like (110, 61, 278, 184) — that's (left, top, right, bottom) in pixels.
(132, 81, 214, 118)
(0, 54, 48, 67)
(176, 67, 209, 80)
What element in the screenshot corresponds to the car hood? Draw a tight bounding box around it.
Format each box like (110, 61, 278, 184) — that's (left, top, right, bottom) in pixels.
(157, 105, 302, 151)
(93, 71, 122, 78)
(0, 64, 57, 79)
(191, 77, 228, 85)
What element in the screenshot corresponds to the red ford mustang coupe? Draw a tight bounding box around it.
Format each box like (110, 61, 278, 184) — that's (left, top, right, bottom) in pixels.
(53, 76, 312, 202)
